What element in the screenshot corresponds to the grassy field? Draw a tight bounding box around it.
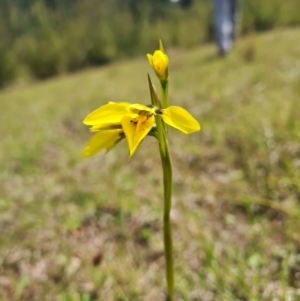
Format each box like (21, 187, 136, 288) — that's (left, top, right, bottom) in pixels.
(1, 28, 300, 301)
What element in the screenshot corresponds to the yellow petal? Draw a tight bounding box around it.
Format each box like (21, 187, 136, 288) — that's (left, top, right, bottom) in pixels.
(90, 123, 123, 132)
(129, 103, 155, 115)
(161, 106, 200, 134)
(83, 102, 130, 126)
(122, 115, 155, 157)
(147, 54, 153, 66)
(82, 129, 123, 157)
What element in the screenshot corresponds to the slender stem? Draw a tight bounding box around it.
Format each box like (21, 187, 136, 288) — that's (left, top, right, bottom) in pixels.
(162, 147, 174, 301)
(155, 115, 174, 301)
(161, 79, 169, 109)
(160, 78, 173, 300)
(148, 74, 174, 300)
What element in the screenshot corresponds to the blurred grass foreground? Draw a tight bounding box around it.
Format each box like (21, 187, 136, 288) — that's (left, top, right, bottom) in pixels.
(0, 25, 300, 300)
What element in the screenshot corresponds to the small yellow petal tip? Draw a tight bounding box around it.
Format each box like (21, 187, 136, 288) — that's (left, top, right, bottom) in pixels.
(147, 54, 153, 66)
(82, 147, 92, 158)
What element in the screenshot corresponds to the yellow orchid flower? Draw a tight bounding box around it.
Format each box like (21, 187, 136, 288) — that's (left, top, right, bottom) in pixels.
(82, 102, 200, 157)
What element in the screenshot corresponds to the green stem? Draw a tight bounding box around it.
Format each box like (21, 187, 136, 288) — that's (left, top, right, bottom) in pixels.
(161, 79, 169, 109)
(148, 74, 174, 300)
(162, 149, 174, 301)
(155, 115, 174, 301)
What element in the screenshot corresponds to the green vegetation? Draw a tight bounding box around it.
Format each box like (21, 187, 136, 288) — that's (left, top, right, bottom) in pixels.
(0, 28, 300, 300)
(1, 0, 300, 87)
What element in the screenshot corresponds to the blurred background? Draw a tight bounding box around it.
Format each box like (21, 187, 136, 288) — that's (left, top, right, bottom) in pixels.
(1, 0, 300, 87)
(1, 0, 300, 301)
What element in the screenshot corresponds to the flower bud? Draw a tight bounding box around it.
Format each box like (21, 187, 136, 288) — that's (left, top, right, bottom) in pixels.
(147, 50, 169, 81)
